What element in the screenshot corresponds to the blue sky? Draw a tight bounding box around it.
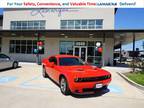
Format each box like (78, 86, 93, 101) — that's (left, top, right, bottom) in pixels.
(115, 8, 144, 29)
(0, 8, 144, 51)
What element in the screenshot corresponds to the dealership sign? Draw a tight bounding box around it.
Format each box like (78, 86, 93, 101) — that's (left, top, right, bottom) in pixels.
(31, 8, 79, 17)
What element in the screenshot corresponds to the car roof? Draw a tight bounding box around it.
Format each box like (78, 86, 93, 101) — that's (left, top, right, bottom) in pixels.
(0, 53, 7, 55)
(53, 54, 78, 58)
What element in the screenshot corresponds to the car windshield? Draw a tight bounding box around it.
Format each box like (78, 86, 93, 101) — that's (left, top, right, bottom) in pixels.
(59, 57, 85, 66)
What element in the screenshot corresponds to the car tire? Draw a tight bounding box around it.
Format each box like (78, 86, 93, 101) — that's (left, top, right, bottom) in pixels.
(13, 62, 18, 69)
(60, 76, 70, 95)
(42, 66, 48, 78)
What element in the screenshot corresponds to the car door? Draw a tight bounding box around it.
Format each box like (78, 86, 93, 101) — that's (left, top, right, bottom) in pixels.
(48, 57, 59, 82)
(0, 54, 13, 69)
(47, 57, 55, 78)
(51, 57, 60, 82)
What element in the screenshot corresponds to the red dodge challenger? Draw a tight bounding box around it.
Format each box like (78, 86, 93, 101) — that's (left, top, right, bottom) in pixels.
(42, 55, 111, 95)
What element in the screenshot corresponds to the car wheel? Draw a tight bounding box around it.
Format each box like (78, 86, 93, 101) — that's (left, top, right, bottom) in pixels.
(13, 62, 18, 69)
(42, 66, 48, 78)
(60, 76, 70, 95)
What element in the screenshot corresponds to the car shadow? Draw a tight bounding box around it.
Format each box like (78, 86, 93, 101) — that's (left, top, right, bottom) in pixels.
(71, 88, 110, 98)
(0, 66, 22, 72)
(46, 76, 110, 98)
(46, 76, 60, 87)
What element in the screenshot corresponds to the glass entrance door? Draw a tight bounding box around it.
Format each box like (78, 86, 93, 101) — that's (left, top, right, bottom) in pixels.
(73, 46, 87, 61)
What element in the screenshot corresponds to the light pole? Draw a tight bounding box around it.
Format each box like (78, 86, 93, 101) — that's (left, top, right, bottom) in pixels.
(132, 32, 136, 72)
(102, 33, 105, 67)
(142, 41, 144, 50)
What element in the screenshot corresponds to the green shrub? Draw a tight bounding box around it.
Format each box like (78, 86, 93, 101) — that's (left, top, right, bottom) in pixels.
(129, 57, 144, 72)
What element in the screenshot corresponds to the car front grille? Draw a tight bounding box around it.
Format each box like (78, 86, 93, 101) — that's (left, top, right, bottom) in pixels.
(74, 75, 111, 83)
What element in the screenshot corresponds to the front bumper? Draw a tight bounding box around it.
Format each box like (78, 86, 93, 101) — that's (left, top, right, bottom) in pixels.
(69, 78, 111, 93)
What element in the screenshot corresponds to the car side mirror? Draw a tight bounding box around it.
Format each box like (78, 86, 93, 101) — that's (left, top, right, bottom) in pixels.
(49, 62, 55, 68)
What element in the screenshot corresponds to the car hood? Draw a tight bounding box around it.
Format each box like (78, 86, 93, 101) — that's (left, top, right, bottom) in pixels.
(59, 65, 111, 77)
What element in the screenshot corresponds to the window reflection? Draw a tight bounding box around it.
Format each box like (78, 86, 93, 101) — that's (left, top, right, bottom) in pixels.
(10, 20, 46, 30)
(60, 41, 102, 66)
(61, 19, 103, 30)
(9, 40, 44, 54)
(60, 41, 73, 55)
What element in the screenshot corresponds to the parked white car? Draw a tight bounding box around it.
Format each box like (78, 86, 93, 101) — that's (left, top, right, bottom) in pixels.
(0, 53, 18, 70)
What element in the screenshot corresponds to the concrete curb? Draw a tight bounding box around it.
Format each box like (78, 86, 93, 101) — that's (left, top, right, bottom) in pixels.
(117, 72, 144, 91)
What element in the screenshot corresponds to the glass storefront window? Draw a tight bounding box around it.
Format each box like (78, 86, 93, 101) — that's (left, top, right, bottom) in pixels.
(10, 20, 46, 30)
(9, 40, 44, 54)
(96, 19, 103, 29)
(75, 20, 81, 29)
(96, 19, 103, 25)
(61, 19, 103, 30)
(87, 42, 102, 66)
(81, 20, 87, 25)
(95, 47, 102, 56)
(11, 22, 15, 26)
(21, 45, 26, 54)
(34, 21, 39, 27)
(81, 20, 87, 29)
(22, 21, 27, 27)
(28, 21, 33, 27)
(60, 47, 66, 54)
(40, 21, 46, 27)
(68, 20, 74, 29)
(87, 47, 94, 56)
(60, 41, 73, 55)
(15, 40, 20, 53)
(60, 41, 102, 66)
(67, 46, 73, 55)
(88, 20, 95, 29)
(17, 22, 21, 27)
(61, 20, 67, 29)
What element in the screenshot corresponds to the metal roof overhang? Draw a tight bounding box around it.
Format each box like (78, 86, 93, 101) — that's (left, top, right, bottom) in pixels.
(0, 30, 144, 46)
(0, 29, 114, 38)
(115, 30, 144, 45)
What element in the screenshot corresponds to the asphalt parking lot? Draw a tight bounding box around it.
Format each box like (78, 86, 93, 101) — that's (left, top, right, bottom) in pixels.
(0, 63, 144, 108)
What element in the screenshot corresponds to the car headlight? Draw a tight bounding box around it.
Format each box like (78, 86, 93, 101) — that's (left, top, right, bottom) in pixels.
(74, 78, 83, 82)
(107, 74, 111, 79)
(74, 78, 79, 82)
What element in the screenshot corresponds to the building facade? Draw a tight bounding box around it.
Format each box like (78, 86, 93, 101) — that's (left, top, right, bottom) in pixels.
(0, 8, 115, 66)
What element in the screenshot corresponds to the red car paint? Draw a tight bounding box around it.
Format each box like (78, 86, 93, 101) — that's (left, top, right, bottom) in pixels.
(42, 55, 111, 94)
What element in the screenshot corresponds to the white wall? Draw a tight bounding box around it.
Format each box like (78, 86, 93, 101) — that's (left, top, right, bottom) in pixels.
(102, 38, 114, 66)
(3, 8, 114, 30)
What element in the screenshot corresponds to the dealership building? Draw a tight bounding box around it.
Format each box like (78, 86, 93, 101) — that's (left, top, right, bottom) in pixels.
(0, 8, 143, 66)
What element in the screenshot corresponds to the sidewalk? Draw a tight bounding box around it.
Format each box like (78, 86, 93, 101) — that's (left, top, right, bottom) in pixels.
(103, 66, 132, 73)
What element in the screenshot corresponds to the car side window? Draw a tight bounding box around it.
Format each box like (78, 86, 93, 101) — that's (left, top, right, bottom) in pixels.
(49, 57, 57, 65)
(0, 54, 10, 59)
